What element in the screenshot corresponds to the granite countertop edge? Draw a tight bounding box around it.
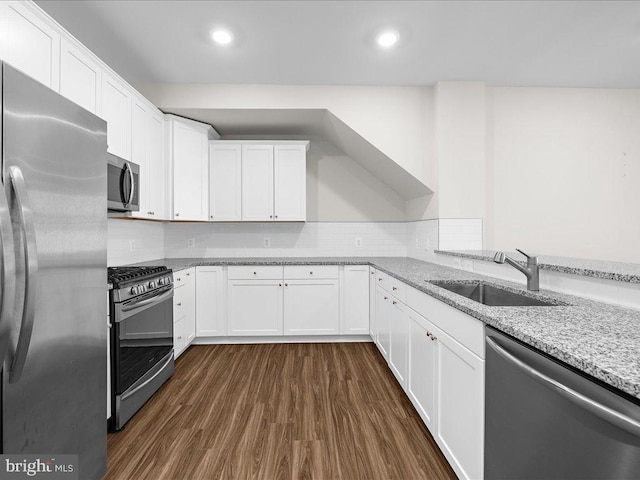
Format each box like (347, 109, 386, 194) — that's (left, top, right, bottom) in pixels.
(127, 256, 640, 400)
(434, 250, 640, 284)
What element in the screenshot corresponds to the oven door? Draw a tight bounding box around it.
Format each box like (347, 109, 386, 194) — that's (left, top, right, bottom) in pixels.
(107, 154, 140, 212)
(113, 286, 173, 395)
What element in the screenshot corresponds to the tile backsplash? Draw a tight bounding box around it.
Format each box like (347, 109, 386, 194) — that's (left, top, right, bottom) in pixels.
(108, 218, 483, 264)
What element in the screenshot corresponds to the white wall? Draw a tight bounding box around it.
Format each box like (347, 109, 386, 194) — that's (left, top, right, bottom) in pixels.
(107, 219, 164, 266)
(164, 221, 407, 258)
(488, 87, 640, 263)
(137, 83, 435, 191)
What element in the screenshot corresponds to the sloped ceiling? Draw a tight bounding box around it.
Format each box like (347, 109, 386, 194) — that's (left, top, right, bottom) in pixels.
(164, 108, 432, 200)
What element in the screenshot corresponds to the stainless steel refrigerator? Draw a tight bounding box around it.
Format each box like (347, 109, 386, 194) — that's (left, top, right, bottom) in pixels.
(0, 62, 108, 479)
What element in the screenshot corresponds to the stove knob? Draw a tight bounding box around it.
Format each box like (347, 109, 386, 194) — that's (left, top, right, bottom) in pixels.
(158, 278, 165, 286)
(130, 286, 137, 295)
(149, 281, 156, 289)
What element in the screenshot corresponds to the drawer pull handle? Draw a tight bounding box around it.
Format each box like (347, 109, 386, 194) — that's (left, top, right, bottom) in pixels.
(177, 277, 181, 281)
(176, 302, 182, 306)
(392, 300, 397, 305)
(392, 286, 397, 291)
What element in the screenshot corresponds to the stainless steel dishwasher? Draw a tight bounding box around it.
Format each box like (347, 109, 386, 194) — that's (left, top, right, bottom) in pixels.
(485, 326, 640, 480)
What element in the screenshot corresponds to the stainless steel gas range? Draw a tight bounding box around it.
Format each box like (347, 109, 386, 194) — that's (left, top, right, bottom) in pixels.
(108, 266, 175, 430)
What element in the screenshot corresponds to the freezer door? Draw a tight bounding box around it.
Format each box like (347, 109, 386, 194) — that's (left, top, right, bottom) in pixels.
(1, 63, 108, 480)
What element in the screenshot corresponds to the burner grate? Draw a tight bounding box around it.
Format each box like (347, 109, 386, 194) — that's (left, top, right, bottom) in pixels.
(108, 266, 169, 286)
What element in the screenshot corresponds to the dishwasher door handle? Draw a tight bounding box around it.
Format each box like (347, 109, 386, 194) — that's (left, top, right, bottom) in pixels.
(486, 336, 640, 438)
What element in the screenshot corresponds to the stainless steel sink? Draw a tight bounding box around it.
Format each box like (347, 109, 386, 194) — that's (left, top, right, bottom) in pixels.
(429, 281, 559, 307)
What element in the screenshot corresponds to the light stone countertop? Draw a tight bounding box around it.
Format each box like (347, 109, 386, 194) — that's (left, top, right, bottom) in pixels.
(435, 249, 640, 284)
(130, 256, 640, 401)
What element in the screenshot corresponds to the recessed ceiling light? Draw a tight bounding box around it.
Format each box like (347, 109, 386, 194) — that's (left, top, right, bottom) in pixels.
(211, 29, 233, 45)
(376, 30, 399, 48)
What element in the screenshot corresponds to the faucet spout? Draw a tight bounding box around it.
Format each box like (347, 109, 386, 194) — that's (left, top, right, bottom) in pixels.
(493, 249, 540, 291)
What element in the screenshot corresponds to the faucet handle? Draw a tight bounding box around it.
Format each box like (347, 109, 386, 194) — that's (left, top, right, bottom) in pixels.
(516, 248, 538, 263)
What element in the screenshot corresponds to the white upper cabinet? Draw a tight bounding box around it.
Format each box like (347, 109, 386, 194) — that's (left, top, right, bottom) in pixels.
(146, 112, 166, 219)
(59, 38, 101, 115)
(274, 144, 306, 221)
(130, 99, 149, 217)
(210, 141, 308, 223)
(209, 143, 242, 221)
(167, 116, 214, 221)
(241, 145, 274, 221)
(2, 1, 60, 90)
(101, 72, 131, 160)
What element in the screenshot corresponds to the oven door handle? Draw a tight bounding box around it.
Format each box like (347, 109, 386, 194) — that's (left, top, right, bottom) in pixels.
(121, 288, 173, 314)
(120, 352, 174, 401)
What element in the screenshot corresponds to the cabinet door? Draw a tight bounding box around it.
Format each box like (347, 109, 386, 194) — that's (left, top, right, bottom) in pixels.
(173, 122, 208, 220)
(274, 144, 306, 221)
(435, 326, 485, 480)
(146, 112, 166, 219)
(196, 266, 225, 336)
(101, 72, 131, 160)
(408, 312, 437, 431)
(389, 299, 409, 388)
(209, 144, 242, 221)
(369, 268, 377, 340)
(228, 280, 283, 335)
(343, 265, 369, 334)
(59, 38, 100, 115)
(4, 1, 60, 90)
(283, 280, 339, 335)
(375, 287, 390, 359)
(130, 99, 149, 218)
(241, 145, 274, 221)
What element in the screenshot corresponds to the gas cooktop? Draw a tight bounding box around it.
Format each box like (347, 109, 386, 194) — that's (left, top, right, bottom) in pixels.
(108, 266, 169, 287)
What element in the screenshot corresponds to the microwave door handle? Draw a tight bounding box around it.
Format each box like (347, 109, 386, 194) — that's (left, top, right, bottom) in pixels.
(8, 166, 39, 384)
(0, 183, 16, 367)
(486, 336, 640, 438)
(124, 162, 134, 207)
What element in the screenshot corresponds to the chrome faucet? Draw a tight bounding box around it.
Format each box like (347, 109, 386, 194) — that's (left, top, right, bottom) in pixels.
(493, 248, 540, 291)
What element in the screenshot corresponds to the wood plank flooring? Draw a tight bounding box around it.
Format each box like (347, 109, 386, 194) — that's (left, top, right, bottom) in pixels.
(106, 343, 457, 480)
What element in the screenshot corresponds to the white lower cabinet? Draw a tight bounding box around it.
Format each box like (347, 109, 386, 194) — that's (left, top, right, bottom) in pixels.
(227, 280, 283, 335)
(369, 268, 377, 340)
(408, 311, 437, 432)
(173, 268, 196, 358)
(434, 325, 484, 480)
(343, 265, 370, 334)
(375, 286, 391, 359)
(196, 266, 225, 336)
(284, 280, 340, 335)
(389, 299, 409, 388)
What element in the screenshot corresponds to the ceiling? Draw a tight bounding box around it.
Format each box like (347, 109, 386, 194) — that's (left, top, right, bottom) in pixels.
(36, 1, 640, 88)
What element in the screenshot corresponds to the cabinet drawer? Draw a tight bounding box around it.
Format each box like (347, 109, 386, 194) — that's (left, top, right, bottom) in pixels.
(173, 268, 194, 288)
(388, 277, 407, 303)
(173, 285, 187, 322)
(174, 316, 189, 355)
(406, 285, 484, 358)
(228, 265, 283, 280)
(284, 265, 339, 280)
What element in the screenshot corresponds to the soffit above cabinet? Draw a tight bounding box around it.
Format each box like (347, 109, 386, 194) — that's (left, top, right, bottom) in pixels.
(164, 108, 432, 200)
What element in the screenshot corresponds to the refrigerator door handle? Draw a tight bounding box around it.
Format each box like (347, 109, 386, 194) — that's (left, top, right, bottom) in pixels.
(486, 336, 640, 438)
(0, 184, 16, 366)
(8, 166, 39, 384)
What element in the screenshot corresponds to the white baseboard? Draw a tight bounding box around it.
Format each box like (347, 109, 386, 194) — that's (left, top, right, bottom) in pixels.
(192, 335, 373, 345)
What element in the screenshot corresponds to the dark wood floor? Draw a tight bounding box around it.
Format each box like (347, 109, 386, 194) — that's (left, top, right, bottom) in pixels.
(106, 343, 457, 480)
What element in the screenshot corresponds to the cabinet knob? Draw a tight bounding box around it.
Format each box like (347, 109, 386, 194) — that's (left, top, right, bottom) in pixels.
(384, 296, 388, 300)
(147, 211, 153, 215)
(175, 213, 180, 217)
(392, 300, 397, 305)
(177, 277, 181, 281)
(279, 283, 282, 287)
(371, 271, 374, 275)
(285, 283, 289, 287)
(176, 302, 182, 306)
(431, 335, 437, 341)
(253, 271, 257, 275)
(186, 273, 190, 276)
(392, 286, 397, 291)
(177, 335, 182, 340)
(269, 215, 273, 219)
(275, 215, 278, 219)
(309, 271, 313, 275)
(378, 278, 382, 281)
(210, 215, 214, 219)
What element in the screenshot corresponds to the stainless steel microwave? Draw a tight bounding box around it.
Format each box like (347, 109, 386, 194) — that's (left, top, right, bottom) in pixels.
(107, 153, 139, 212)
